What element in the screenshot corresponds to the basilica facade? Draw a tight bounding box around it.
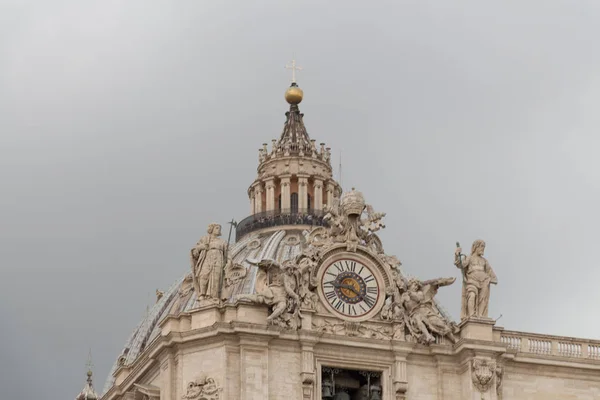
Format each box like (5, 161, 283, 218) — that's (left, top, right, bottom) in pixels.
(90, 72, 600, 400)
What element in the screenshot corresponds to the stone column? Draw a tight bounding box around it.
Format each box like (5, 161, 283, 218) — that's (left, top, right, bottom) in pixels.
(298, 176, 309, 211)
(265, 178, 276, 213)
(280, 175, 291, 210)
(313, 178, 323, 211)
(250, 192, 255, 215)
(326, 182, 335, 208)
(254, 184, 263, 214)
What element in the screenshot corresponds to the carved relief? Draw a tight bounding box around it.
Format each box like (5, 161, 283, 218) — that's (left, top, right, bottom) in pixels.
(182, 376, 222, 400)
(221, 261, 248, 299)
(455, 240, 498, 320)
(471, 358, 496, 393)
(246, 238, 261, 250)
(496, 363, 503, 398)
(319, 188, 386, 253)
(312, 318, 392, 340)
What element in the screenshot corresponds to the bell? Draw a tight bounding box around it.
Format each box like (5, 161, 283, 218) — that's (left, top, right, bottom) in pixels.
(369, 383, 382, 400)
(321, 378, 333, 399)
(333, 391, 350, 400)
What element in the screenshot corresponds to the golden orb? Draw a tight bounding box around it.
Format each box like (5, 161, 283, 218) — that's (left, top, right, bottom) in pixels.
(285, 86, 304, 104)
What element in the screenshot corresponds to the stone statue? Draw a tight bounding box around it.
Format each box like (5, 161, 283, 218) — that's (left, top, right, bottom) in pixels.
(381, 272, 457, 344)
(237, 248, 319, 329)
(238, 258, 302, 328)
(190, 223, 230, 301)
(455, 240, 498, 320)
(402, 277, 458, 344)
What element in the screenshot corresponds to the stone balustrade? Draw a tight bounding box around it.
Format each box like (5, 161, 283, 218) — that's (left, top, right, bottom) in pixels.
(500, 330, 600, 359)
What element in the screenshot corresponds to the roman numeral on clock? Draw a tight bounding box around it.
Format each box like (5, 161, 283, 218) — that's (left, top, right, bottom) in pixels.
(334, 299, 345, 314)
(349, 305, 357, 315)
(364, 275, 375, 283)
(367, 287, 378, 294)
(363, 294, 375, 308)
(325, 290, 336, 300)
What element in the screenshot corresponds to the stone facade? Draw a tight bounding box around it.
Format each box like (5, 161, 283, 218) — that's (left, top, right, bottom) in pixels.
(97, 71, 600, 400)
(100, 302, 600, 400)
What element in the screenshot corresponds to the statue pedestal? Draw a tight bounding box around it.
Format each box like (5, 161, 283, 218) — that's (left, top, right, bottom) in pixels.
(235, 301, 270, 325)
(459, 317, 495, 342)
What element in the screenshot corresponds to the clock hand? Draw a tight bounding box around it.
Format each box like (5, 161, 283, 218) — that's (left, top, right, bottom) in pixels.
(331, 281, 361, 296)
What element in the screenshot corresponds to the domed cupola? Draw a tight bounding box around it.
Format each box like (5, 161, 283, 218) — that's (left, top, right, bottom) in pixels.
(75, 353, 99, 400)
(237, 60, 342, 241)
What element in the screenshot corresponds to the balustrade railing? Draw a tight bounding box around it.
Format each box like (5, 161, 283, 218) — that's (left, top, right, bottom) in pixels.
(500, 331, 600, 360)
(236, 208, 328, 241)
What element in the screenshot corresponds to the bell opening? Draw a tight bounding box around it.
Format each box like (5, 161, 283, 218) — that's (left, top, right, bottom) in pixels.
(321, 367, 382, 400)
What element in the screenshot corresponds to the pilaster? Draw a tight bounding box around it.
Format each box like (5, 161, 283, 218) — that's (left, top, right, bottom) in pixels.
(249, 192, 255, 215)
(298, 176, 309, 210)
(326, 182, 335, 207)
(265, 178, 276, 212)
(300, 341, 317, 400)
(239, 335, 271, 400)
(280, 175, 291, 210)
(313, 178, 323, 211)
(253, 184, 263, 214)
(159, 352, 175, 400)
(392, 351, 408, 400)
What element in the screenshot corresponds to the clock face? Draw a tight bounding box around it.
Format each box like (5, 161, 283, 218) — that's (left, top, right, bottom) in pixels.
(320, 258, 381, 318)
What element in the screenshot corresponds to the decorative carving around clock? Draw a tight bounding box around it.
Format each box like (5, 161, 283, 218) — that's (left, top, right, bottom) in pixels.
(317, 251, 385, 321)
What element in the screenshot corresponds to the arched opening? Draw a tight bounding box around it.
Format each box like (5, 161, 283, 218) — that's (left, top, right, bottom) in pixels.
(291, 192, 299, 214)
(307, 194, 312, 212)
(278, 194, 282, 211)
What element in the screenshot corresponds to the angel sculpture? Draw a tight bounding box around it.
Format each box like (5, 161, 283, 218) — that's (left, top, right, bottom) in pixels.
(237, 258, 302, 329)
(402, 277, 458, 344)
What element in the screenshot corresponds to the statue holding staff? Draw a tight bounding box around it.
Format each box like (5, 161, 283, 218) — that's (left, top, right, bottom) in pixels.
(190, 223, 229, 301)
(454, 240, 497, 320)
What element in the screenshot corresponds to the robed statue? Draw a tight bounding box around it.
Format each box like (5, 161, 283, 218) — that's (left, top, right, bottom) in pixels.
(454, 240, 497, 320)
(190, 223, 229, 301)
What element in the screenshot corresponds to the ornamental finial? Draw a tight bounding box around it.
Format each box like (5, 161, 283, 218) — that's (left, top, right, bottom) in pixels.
(285, 58, 303, 84)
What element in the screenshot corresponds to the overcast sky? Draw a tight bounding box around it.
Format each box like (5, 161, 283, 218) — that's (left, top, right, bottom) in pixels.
(1, 1, 600, 399)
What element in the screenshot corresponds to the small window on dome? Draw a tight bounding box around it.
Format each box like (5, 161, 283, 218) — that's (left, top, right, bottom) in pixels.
(291, 192, 299, 213)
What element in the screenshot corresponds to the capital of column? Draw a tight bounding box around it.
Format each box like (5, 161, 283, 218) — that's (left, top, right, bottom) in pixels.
(264, 178, 276, 190)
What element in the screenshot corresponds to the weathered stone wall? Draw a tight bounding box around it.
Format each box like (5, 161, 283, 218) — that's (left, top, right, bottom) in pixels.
(502, 364, 600, 400)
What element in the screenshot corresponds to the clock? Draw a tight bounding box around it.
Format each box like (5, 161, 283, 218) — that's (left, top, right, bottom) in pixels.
(319, 257, 382, 320)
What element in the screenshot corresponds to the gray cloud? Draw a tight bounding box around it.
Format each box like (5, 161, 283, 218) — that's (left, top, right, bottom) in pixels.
(1, 1, 599, 399)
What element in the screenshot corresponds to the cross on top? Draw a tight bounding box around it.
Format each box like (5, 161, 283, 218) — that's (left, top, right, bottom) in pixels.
(86, 349, 94, 371)
(285, 59, 303, 84)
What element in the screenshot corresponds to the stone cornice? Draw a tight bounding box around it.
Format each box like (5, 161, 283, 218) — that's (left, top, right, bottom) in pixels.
(102, 310, 600, 400)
